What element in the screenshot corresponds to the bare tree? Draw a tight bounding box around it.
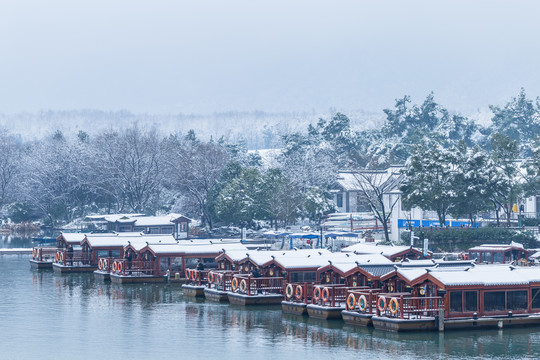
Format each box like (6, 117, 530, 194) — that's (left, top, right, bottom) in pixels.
(353, 169, 402, 243)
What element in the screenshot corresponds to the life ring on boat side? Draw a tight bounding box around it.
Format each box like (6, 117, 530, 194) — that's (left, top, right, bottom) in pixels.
(313, 287, 321, 302)
(358, 295, 367, 312)
(389, 298, 399, 315)
(59, 253, 64, 263)
(56, 252, 60, 262)
(321, 287, 330, 303)
(388, 284, 394, 293)
(295, 285, 303, 300)
(419, 287, 426, 296)
(286, 284, 294, 299)
(377, 296, 387, 312)
(192, 270, 199, 281)
(98, 259, 103, 271)
(218, 274, 223, 285)
(232, 277, 239, 291)
(208, 272, 214, 283)
(112, 261, 118, 273)
(239, 279, 247, 293)
(117, 262, 123, 274)
(32, 248, 36, 258)
(269, 269, 274, 276)
(352, 281, 357, 287)
(185, 269, 190, 280)
(346, 294, 356, 310)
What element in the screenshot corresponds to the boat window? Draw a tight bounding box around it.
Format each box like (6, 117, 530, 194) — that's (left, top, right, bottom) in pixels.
(507, 290, 527, 310)
(336, 193, 343, 208)
(493, 252, 503, 263)
(449, 291, 463, 313)
(484, 291, 505, 312)
(185, 258, 199, 267)
(464, 291, 478, 312)
(149, 227, 160, 234)
(171, 257, 183, 271)
(532, 288, 540, 309)
(97, 250, 109, 258)
(483, 252, 492, 263)
(505, 252, 511, 263)
(159, 257, 169, 272)
(304, 272, 316, 283)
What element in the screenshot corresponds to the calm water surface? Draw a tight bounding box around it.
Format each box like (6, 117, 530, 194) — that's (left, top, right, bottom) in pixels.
(1, 237, 540, 359)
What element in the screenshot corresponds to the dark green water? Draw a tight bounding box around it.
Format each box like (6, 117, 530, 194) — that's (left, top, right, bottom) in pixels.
(1, 239, 540, 359)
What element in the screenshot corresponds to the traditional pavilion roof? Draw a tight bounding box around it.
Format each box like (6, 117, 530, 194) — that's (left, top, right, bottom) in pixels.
(341, 243, 425, 257)
(468, 242, 525, 252)
(84, 233, 177, 248)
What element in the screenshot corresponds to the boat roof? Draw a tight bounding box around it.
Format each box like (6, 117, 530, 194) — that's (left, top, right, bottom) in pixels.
(84, 233, 177, 248)
(144, 242, 247, 256)
(58, 233, 88, 244)
(428, 265, 540, 287)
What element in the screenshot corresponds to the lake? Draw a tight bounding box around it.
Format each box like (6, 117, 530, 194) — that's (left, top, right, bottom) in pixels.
(1, 237, 540, 359)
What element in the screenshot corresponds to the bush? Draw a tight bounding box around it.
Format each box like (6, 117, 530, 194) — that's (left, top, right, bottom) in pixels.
(401, 227, 538, 251)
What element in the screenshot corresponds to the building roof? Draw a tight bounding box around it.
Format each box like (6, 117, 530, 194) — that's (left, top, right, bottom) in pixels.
(58, 233, 88, 244)
(468, 242, 525, 252)
(341, 243, 424, 258)
(144, 242, 246, 256)
(84, 233, 177, 248)
(335, 168, 403, 192)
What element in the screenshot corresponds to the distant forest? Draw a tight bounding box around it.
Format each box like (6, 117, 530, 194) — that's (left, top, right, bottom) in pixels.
(0, 90, 538, 229)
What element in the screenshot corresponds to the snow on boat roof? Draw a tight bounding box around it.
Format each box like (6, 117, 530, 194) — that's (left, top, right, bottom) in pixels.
(396, 267, 429, 282)
(146, 242, 247, 255)
(289, 232, 320, 238)
(428, 265, 540, 287)
(59, 233, 88, 244)
(325, 254, 394, 273)
(132, 213, 191, 226)
(341, 243, 421, 257)
(263, 231, 291, 237)
(85, 234, 177, 248)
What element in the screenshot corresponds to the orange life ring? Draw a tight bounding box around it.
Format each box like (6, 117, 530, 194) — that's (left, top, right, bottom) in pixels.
(346, 294, 356, 310)
(232, 277, 239, 291)
(286, 284, 294, 299)
(208, 272, 214, 283)
(358, 295, 368, 312)
(352, 280, 358, 287)
(388, 284, 394, 293)
(59, 252, 64, 262)
(56, 252, 60, 262)
(117, 262, 123, 273)
(322, 287, 330, 302)
(377, 296, 387, 312)
(313, 287, 321, 302)
(295, 285, 303, 300)
(98, 259, 103, 270)
(389, 298, 399, 315)
(192, 270, 199, 281)
(32, 248, 36, 258)
(419, 287, 426, 296)
(185, 269, 191, 280)
(112, 261, 118, 273)
(269, 269, 274, 276)
(240, 279, 247, 293)
(244, 266, 249, 272)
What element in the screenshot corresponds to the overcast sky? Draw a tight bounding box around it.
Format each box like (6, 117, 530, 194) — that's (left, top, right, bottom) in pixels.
(1, 0, 540, 115)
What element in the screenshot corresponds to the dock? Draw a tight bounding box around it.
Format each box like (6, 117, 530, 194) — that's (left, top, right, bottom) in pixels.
(0, 248, 32, 255)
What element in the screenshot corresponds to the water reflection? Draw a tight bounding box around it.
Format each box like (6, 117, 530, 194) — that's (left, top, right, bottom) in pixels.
(5, 255, 540, 359)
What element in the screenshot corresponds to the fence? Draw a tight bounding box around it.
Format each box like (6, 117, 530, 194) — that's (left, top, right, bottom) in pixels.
(232, 274, 284, 296)
(32, 247, 57, 262)
(376, 294, 444, 319)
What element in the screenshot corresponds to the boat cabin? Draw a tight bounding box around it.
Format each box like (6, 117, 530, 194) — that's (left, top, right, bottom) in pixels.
(468, 242, 529, 264)
(341, 243, 429, 261)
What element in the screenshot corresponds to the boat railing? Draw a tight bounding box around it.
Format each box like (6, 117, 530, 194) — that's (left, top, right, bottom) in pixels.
(284, 282, 317, 304)
(205, 271, 236, 291)
(344, 289, 382, 314)
(311, 284, 371, 307)
(376, 294, 444, 319)
(96, 257, 116, 273)
(109, 259, 156, 276)
(32, 247, 57, 262)
(184, 269, 210, 285)
(233, 274, 285, 296)
(54, 250, 92, 266)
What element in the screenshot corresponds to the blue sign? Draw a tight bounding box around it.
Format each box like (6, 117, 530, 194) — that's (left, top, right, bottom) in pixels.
(398, 219, 481, 228)
(398, 219, 421, 228)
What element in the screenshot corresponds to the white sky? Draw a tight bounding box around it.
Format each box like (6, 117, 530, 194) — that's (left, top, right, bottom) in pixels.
(1, 0, 540, 115)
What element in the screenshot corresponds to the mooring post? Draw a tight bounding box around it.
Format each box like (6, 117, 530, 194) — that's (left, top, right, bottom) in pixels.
(438, 308, 444, 332)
